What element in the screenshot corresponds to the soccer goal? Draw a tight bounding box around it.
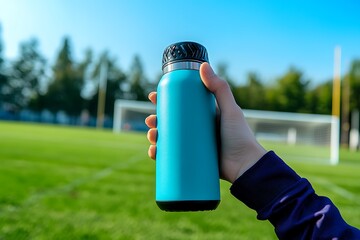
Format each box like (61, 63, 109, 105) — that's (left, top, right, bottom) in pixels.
(113, 100, 155, 133)
(113, 100, 339, 165)
(244, 109, 339, 165)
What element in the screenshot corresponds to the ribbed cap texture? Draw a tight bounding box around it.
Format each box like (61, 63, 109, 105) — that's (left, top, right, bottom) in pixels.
(162, 42, 209, 70)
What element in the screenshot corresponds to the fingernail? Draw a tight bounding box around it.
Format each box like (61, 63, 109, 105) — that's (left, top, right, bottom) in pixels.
(148, 92, 155, 99)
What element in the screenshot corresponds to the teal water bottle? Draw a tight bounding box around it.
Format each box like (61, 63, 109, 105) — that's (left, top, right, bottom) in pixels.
(156, 41, 220, 211)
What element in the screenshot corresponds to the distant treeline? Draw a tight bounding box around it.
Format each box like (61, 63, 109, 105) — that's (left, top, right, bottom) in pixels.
(1, 35, 360, 124)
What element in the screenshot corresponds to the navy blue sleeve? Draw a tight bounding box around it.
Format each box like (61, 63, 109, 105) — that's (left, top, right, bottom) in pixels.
(230, 151, 360, 240)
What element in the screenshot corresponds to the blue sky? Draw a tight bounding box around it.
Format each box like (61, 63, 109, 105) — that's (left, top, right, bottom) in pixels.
(0, 0, 359, 85)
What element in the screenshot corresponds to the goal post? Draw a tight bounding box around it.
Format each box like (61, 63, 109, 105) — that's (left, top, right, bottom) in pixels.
(113, 100, 340, 165)
(330, 116, 340, 165)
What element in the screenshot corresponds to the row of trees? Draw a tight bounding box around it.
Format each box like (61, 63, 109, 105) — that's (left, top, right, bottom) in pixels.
(217, 62, 360, 116)
(0, 35, 154, 119)
(1, 31, 360, 126)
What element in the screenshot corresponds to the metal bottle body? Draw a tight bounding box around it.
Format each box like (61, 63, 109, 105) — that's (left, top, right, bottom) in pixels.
(156, 62, 220, 211)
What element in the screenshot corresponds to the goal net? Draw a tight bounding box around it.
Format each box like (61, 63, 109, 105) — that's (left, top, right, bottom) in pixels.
(244, 110, 339, 165)
(113, 100, 339, 165)
(113, 100, 155, 132)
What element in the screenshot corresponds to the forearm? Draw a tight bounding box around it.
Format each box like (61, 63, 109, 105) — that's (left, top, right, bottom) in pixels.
(230, 151, 360, 239)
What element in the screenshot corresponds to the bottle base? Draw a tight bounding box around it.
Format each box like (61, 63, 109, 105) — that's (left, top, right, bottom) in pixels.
(156, 200, 220, 212)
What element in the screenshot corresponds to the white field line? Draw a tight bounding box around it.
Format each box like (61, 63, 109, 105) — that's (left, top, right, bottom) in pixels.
(0, 153, 144, 216)
(308, 175, 360, 204)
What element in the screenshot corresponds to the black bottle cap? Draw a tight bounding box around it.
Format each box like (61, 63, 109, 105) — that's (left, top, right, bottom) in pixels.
(162, 41, 209, 70)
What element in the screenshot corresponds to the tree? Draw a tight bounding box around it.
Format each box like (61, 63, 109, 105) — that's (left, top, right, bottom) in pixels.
(268, 67, 309, 112)
(86, 51, 126, 117)
(0, 23, 3, 68)
(0, 24, 8, 105)
(348, 59, 360, 111)
(305, 80, 332, 114)
(241, 72, 266, 110)
(339, 59, 360, 146)
(45, 37, 84, 116)
(3, 38, 46, 111)
(128, 55, 148, 101)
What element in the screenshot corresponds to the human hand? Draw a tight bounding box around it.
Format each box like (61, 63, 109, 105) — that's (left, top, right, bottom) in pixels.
(145, 62, 266, 183)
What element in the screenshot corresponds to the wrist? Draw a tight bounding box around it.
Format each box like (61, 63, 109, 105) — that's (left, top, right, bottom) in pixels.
(230, 141, 267, 183)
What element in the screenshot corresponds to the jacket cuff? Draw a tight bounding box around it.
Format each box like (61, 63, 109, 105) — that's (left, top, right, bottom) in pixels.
(230, 151, 301, 212)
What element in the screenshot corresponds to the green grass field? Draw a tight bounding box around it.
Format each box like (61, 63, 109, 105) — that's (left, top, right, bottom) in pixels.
(0, 121, 359, 239)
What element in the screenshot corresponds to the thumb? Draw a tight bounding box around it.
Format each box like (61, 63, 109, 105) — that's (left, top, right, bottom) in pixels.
(200, 62, 238, 114)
